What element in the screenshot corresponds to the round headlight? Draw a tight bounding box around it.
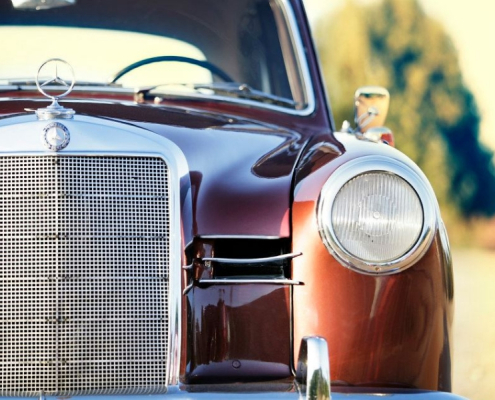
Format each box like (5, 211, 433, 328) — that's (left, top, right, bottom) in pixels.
(318, 156, 437, 275)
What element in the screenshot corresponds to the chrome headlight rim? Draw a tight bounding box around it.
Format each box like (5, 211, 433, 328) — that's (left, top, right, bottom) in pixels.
(317, 156, 438, 275)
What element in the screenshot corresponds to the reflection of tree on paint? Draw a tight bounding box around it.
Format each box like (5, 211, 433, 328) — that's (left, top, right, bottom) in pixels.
(316, 0, 495, 217)
(308, 368, 330, 400)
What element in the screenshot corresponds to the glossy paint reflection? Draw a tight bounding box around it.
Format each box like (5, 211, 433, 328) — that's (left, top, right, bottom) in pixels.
(186, 285, 292, 383)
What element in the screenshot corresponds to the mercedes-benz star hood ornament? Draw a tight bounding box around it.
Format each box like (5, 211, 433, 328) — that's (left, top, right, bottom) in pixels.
(35, 58, 76, 120)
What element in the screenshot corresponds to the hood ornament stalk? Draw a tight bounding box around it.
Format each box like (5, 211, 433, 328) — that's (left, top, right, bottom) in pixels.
(35, 58, 76, 120)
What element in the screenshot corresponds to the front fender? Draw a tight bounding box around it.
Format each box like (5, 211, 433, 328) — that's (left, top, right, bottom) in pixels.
(291, 133, 454, 391)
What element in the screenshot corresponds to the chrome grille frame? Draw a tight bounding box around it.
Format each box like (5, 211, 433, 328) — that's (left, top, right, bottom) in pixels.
(0, 116, 187, 397)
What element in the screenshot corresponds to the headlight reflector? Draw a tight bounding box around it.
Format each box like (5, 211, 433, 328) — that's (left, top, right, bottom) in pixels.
(318, 157, 437, 274)
(331, 172, 423, 262)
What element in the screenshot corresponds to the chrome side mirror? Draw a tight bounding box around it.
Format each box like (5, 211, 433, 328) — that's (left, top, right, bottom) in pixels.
(354, 86, 390, 133)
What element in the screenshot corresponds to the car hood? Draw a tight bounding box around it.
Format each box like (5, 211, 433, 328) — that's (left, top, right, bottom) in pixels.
(0, 99, 305, 239)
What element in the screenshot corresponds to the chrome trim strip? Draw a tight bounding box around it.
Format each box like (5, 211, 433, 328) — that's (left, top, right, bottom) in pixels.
(317, 155, 438, 275)
(0, 115, 190, 390)
(198, 279, 302, 285)
(276, 0, 316, 116)
(183, 283, 194, 296)
(202, 252, 302, 264)
(198, 235, 285, 240)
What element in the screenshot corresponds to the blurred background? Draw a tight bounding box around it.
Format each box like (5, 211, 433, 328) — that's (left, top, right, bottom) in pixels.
(302, 0, 494, 399)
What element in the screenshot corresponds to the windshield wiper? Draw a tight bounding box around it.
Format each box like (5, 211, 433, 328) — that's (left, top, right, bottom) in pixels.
(1, 79, 120, 87)
(0, 79, 36, 89)
(0, 80, 123, 94)
(1, 78, 299, 109)
(138, 82, 299, 108)
(194, 82, 299, 108)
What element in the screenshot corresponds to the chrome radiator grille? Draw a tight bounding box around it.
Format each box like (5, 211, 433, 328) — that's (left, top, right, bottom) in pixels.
(0, 156, 170, 396)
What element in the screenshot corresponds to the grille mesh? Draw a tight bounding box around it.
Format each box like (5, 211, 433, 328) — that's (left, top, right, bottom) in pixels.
(0, 156, 170, 396)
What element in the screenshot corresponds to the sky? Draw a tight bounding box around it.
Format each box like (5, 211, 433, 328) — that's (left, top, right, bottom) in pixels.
(303, 0, 495, 150)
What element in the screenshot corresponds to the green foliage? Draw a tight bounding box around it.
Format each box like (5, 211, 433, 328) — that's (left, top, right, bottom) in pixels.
(308, 368, 330, 400)
(316, 0, 495, 217)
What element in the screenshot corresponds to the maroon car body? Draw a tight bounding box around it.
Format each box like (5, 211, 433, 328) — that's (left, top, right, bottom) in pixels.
(0, 0, 461, 399)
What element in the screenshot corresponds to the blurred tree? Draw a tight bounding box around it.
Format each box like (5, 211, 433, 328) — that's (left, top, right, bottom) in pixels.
(315, 0, 495, 217)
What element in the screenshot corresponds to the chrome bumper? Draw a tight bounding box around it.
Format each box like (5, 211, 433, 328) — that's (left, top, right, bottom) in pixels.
(0, 338, 468, 400)
(0, 390, 469, 400)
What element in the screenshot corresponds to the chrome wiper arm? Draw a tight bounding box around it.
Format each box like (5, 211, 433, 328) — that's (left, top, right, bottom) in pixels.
(1, 79, 121, 88)
(135, 82, 299, 108)
(0, 79, 35, 86)
(193, 82, 299, 108)
(0, 84, 21, 92)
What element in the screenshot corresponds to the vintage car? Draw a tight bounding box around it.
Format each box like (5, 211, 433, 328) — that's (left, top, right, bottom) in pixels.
(0, 0, 465, 399)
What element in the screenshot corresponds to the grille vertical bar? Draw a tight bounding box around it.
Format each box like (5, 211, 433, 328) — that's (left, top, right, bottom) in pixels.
(0, 156, 170, 396)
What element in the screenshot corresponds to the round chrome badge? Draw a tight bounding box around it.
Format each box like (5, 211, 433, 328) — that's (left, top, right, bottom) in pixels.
(42, 122, 70, 151)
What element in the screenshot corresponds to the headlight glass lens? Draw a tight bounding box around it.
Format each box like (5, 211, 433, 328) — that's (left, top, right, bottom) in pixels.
(331, 172, 423, 263)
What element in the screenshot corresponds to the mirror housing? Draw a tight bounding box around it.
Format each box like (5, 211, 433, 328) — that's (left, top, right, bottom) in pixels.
(354, 86, 390, 132)
(363, 126, 395, 147)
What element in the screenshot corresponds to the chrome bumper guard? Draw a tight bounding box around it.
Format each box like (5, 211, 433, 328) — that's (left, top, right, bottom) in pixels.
(0, 337, 467, 400)
(296, 336, 331, 400)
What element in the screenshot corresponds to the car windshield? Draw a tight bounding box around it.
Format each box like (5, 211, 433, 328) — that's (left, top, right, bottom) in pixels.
(0, 0, 310, 111)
